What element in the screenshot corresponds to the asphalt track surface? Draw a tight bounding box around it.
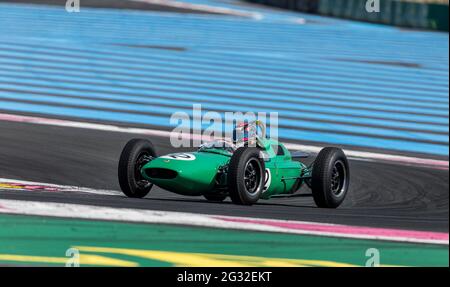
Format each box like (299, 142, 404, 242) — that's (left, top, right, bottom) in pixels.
(0, 120, 448, 232)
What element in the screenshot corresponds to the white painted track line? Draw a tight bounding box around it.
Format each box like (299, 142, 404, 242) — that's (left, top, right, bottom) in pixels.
(131, 0, 263, 18)
(0, 197, 447, 245)
(1, 178, 448, 245)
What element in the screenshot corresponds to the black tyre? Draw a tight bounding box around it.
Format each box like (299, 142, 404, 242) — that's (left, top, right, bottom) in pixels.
(311, 147, 349, 208)
(228, 147, 265, 205)
(118, 139, 156, 198)
(204, 194, 227, 202)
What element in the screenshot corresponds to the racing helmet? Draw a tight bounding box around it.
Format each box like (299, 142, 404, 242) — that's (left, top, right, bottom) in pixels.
(232, 122, 257, 144)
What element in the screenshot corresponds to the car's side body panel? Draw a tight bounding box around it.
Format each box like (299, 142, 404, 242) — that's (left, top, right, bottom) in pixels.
(140, 139, 308, 198)
(260, 140, 306, 199)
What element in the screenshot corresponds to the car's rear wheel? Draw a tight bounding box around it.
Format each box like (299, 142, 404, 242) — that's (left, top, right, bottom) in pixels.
(311, 147, 349, 208)
(228, 147, 265, 205)
(204, 194, 227, 202)
(118, 139, 156, 198)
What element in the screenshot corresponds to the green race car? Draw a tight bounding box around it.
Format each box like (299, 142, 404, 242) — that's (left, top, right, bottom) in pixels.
(118, 121, 349, 208)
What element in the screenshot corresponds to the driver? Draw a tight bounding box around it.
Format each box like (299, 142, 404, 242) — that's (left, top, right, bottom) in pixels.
(232, 122, 257, 146)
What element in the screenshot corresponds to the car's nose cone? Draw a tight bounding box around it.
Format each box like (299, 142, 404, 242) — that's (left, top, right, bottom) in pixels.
(141, 152, 230, 196)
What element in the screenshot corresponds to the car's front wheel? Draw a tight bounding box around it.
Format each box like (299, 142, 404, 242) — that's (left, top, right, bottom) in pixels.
(311, 147, 350, 208)
(118, 139, 156, 198)
(228, 147, 265, 205)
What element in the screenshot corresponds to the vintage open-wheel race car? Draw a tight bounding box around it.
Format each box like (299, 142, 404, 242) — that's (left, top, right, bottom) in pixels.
(118, 121, 349, 208)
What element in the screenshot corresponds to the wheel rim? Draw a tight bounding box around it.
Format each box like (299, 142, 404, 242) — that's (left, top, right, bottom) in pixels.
(330, 160, 346, 197)
(244, 159, 261, 194)
(135, 152, 153, 189)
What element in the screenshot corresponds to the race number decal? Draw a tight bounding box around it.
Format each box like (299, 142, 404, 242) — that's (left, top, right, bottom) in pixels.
(161, 153, 196, 161)
(263, 168, 271, 193)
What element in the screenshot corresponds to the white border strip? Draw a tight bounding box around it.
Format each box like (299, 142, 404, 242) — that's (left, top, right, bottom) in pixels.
(0, 113, 447, 169)
(1, 178, 448, 245)
(131, 0, 263, 19)
(0, 198, 447, 245)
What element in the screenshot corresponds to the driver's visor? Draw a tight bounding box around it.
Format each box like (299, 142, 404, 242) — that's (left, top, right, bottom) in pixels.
(233, 127, 249, 143)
